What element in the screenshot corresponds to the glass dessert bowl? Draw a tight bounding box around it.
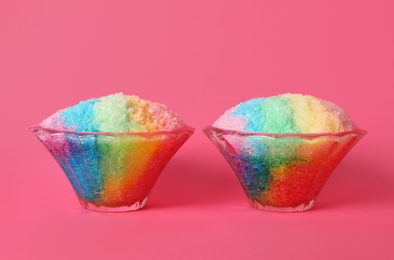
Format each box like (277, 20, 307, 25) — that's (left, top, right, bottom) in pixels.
(31, 125, 194, 212)
(204, 126, 366, 212)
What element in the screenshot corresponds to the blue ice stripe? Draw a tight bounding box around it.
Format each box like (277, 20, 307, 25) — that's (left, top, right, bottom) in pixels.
(60, 98, 100, 132)
(233, 97, 266, 132)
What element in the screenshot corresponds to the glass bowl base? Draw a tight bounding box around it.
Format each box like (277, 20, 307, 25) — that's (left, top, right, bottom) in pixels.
(248, 199, 315, 213)
(78, 196, 149, 212)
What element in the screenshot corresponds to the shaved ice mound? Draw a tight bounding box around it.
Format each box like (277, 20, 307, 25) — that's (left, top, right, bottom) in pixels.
(40, 93, 187, 132)
(213, 93, 356, 133)
(32, 93, 194, 212)
(205, 93, 365, 212)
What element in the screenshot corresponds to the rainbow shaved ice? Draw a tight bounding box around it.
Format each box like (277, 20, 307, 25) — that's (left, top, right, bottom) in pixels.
(213, 93, 355, 133)
(205, 93, 365, 212)
(41, 93, 187, 132)
(33, 93, 193, 212)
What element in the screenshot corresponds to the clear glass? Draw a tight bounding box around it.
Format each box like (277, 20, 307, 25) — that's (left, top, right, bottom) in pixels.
(31, 126, 194, 212)
(203, 126, 366, 212)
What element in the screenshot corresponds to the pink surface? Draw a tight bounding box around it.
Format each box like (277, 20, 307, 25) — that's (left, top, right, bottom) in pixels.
(1, 0, 393, 259)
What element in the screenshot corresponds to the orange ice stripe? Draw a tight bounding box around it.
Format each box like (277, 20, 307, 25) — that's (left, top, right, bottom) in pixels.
(101, 138, 164, 207)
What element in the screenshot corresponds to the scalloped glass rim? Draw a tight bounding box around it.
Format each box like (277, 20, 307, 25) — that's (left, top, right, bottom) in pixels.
(30, 125, 195, 136)
(203, 125, 366, 139)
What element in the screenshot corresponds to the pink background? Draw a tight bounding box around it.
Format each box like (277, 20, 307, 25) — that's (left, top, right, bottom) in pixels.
(1, 0, 393, 259)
